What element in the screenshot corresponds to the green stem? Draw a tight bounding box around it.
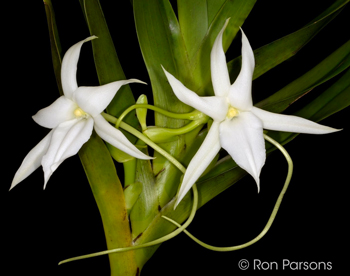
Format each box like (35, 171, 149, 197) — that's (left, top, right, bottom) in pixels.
(162, 133, 293, 251)
(152, 117, 209, 135)
(143, 116, 209, 143)
(116, 104, 205, 128)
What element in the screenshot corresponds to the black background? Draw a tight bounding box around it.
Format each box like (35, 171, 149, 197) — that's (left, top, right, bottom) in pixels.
(3, 1, 349, 275)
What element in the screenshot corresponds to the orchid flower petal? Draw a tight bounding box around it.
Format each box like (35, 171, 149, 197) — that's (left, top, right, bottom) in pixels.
(162, 66, 228, 121)
(220, 113, 266, 191)
(73, 79, 146, 117)
(93, 114, 152, 160)
(61, 36, 97, 99)
(41, 118, 92, 187)
(10, 131, 53, 190)
(50, 117, 94, 175)
(251, 107, 341, 134)
(228, 29, 255, 111)
(175, 121, 221, 208)
(210, 18, 231, 97)
(32, 96, 77, 129)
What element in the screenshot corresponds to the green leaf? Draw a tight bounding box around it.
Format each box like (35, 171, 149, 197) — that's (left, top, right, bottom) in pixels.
(79, 132, 138, 275)
(79, 0, 139, 131)
(124, 182, 143, 215)
(43, 0, 63, 95)
(309, 0, 349, 22)
(228, 0, 349, 83)
(133, 0, 196, 208)
(134, 0, 192, 128)
(134, 0, 256, 208)
(256, 40, 350, 113)
(190, 0, 257, 96)
(107, 144, 135, 163)
(177, 0, 226, 60)
(296, 68, 350, 122)
(130, 143, 159, 240)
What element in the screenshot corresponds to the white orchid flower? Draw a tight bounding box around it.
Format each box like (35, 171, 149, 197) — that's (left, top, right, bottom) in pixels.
(11, 36, 151, 190)
(162, 19, 340, 207)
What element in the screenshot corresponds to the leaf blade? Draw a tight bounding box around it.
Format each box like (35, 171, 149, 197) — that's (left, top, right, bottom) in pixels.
(79, 0, 138, 129)
(256, 40, 350, 113)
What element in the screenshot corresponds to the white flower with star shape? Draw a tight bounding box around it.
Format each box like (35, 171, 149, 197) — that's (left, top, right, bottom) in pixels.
(162, 19, 340, 207)
(11, 36, 151, 190)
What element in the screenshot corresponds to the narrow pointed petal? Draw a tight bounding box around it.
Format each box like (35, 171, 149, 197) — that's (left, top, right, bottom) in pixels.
(50, 117, 94, 174)
(41, 118, 93, 188)
(93, 114, 152, 160)
(228, 29, 255, 111)
(211, 18, 231, 97)
(61, 36, 97, 99)
(162, 66, 228, 121)
(175, 121, 221, 208)
(251, 107, 341, 134)
(32, 96, 77, 129)
(10, 131, 53, 190)
(220, 112, 265, 191)
(73, 79, 146, 117)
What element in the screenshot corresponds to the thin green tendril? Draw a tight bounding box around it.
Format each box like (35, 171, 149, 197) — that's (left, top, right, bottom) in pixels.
(162, 133, 293, 252)
(59, 184, 198, 265)
(102, 112, 185, 173)
(115, 104, 205, 128)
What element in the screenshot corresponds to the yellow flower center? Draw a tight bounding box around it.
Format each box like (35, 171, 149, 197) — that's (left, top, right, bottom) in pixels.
(74, 107, 87, 118)
(226, 106, 239, 119)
